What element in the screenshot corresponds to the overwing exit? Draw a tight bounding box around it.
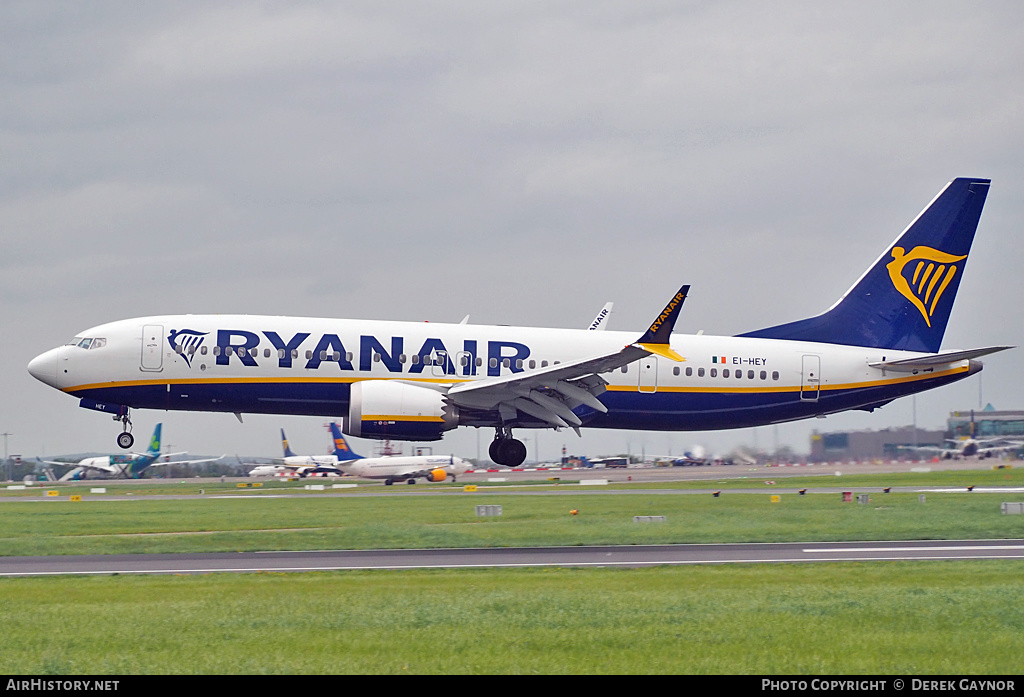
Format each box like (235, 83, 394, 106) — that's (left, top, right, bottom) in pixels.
(28, 178, 1012, 467)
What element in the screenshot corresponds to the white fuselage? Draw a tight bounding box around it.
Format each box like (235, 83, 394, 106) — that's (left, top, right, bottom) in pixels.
(27, 314, 977, 437)
(339, 454, 470, 481)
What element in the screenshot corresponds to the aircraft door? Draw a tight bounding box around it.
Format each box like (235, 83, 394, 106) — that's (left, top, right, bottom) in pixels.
(456, 351, 475, 377)
(638, 357, 658, 393)
(141, 325, 163, 372)
(431, 350, 453, 378)
(801, 354, 820, 402)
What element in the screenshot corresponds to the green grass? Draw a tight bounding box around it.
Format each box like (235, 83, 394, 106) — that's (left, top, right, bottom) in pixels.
(1, 562, 1022, 674)
(4, 467, 1023, 674)
(1, 487, 1022, 556)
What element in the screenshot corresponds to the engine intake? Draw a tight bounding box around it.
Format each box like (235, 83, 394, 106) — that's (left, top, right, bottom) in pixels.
(343, 380, 458, 441)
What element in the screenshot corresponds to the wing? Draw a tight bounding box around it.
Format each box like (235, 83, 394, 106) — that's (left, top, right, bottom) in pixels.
(38, 457, 122, 474)
(976, 441, 1024, 454)
(149, 455, 226, 468)
(446, 286, 689, 430)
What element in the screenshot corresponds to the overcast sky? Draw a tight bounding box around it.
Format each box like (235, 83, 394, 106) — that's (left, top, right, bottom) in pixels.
(3, 1, 1023, 463)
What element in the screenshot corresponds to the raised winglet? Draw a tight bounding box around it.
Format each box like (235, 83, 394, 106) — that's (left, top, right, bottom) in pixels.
(634, 285, 689, 361)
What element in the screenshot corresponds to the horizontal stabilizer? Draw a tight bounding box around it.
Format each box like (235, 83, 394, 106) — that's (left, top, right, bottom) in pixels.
(869, 346, 1013, 372)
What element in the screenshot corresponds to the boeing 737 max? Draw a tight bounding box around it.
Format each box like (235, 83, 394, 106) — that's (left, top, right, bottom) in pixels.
(27, 178, 1011, 466)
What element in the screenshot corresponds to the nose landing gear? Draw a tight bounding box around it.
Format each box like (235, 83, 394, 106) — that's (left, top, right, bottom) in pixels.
(114, 408, 134, 449)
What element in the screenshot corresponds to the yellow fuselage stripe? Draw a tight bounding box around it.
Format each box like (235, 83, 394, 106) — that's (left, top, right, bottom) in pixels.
(63, 364, 968, 396)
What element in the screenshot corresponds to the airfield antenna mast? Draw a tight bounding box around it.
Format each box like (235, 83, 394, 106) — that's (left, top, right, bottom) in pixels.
(1, 432, 10, 481)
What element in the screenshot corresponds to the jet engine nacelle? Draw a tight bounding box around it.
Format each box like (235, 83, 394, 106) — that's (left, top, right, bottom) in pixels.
(343, 380, 458, 441)
(426, 468, 448, 482)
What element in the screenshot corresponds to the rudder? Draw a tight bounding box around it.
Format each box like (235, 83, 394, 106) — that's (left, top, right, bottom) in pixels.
(329, 422, 363, 461)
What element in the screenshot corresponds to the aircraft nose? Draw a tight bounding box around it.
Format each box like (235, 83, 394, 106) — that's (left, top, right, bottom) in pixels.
(28, 348, 61, 388)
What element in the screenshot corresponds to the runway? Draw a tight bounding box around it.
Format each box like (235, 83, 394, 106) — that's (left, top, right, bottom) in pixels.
(2, 539, 1022, 577)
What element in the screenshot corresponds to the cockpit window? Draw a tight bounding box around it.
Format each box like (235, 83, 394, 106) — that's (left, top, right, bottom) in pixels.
(71, 337, 107, 350)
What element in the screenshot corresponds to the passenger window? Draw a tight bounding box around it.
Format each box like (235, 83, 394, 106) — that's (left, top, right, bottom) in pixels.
(711, 368, 718, 378)
(489, 358, 498, 368)
(772, 371, 780, 380)
(476, 357, 483, 367)
(673, 367, 679, 376)
(529, 360, 536, 369)
(685, 367, 692, 377)
(746, 370, 753, 379)
(515, 359, 523, 369)
(760, 370, 767, 380)
(305, 350, 312, 359)
(698, 367, 705, 377)
(201, 346, 208, 355)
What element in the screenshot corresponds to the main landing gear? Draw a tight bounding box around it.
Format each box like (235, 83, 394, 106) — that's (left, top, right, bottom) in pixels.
(114, 408, 134, 449)
(489, 428, 527, 467)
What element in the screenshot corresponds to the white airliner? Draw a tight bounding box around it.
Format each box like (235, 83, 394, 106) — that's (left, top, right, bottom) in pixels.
(38, 423, 221, 480)
(247, 428, 345, 477)
(900, 436, 1024, 460)
(27, 178, 1011, 467)
(325, 423, 470, 484)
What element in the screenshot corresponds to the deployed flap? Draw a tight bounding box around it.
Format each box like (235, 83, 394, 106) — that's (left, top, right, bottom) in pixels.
(869, 345, 1013, 372)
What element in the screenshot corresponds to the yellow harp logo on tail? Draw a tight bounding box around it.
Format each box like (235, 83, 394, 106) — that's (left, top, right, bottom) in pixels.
(886, 246, 967, 327)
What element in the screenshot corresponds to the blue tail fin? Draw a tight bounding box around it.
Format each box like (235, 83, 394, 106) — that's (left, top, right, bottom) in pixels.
(280, 429, 297, 458)
(329, 422, 363, 461)
(146, 423, 162, 457)
(739, 178, 990, 353)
